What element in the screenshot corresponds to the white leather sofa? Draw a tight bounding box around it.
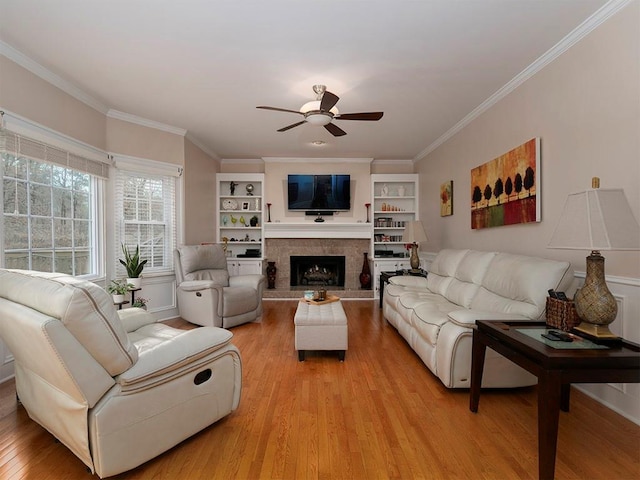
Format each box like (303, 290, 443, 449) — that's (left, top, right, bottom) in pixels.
(0, 269, 242, 478)
(383, 249, 574, 388)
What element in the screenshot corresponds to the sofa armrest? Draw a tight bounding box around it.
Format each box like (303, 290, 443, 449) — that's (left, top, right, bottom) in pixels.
(229, 274, 265, 290)
(447, 309, 529, 328)
(178, 280, 224, 292)
(118, 307, 156, 333)
(116, 327, 235, 391)
(388, 276, 428, 289)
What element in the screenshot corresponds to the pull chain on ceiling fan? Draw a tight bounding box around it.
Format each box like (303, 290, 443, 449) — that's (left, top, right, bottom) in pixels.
(256, 85, 383, 137)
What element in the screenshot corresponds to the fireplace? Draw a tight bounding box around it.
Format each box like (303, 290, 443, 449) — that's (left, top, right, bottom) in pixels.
(290, 255, 346, 288)
(263, 238, 373, 298)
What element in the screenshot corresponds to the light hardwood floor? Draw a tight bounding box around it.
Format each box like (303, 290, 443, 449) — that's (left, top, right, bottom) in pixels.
(1, 300, 639, 479)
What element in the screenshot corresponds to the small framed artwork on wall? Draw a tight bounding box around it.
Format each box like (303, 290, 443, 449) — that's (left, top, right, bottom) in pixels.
(440, 180, 453, 216)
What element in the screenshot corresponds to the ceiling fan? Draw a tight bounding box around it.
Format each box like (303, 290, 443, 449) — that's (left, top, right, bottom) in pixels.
(256, 85, 383, 137)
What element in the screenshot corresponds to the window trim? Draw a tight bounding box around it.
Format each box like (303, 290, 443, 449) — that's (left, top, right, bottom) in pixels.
(111, 153, 182, 278)
(0, 114, 109, 279)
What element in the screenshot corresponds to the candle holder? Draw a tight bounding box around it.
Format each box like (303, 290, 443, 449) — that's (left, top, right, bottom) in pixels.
(365, 203, 371, 223)
(266, 203, 272, 223)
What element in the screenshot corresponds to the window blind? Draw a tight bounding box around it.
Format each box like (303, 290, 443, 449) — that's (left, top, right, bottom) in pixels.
(0, 128, 109, 179)
(114, 167, 177, 276)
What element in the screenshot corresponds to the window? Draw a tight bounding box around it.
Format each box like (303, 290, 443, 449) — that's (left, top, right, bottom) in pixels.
(114, 158, 179, 277)
(1, 130, 107, 276)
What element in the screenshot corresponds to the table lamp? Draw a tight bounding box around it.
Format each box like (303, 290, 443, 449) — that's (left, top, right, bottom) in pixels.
(548, 178, 640, 341)
(402, 221, 428, 273)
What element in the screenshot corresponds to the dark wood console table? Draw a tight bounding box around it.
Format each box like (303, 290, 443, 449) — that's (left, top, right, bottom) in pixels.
(469, 320, 640, 480)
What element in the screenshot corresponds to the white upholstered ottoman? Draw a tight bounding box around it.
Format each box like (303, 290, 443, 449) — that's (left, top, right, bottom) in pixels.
(294, 299, 348, 361)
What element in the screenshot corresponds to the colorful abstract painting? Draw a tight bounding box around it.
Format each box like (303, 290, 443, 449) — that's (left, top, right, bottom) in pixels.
(440, 180, 453, 216)
(470, 138, 540, 229)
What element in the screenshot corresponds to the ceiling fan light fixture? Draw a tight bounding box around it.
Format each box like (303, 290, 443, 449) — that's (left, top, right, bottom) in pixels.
(305, 112, 333, 126)
(257, 85, 382, 137)
(300, 100, 339, 116)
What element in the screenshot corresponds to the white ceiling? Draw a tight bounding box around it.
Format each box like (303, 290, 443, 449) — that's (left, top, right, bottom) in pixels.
(0, 0, 614, 161)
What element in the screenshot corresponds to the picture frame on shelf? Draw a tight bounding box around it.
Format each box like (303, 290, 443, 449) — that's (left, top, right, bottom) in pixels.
(242, 201, 250, 210)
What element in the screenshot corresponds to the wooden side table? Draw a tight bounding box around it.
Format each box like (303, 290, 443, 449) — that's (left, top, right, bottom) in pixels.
(470, 320, 640, 480)
(113, 288, 141, 310)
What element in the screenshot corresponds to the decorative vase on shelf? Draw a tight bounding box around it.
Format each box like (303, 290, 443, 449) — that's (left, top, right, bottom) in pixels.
(398, 185, 406, 197)
(266, 261, 277, 289)
(359, 252, 372, 289)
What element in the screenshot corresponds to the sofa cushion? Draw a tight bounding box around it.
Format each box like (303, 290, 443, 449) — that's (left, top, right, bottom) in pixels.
(444, 251, 497, 308)
(455, 250, 497, 284)
(429, 249, 469, 277)
(412, 302, 455, 346)
(447, 309, 529, 327)
(184, 269, 229, 284)
(470, 253, 572, 320)
(178, 244, 228, 276)
(426, 274, 453, 296)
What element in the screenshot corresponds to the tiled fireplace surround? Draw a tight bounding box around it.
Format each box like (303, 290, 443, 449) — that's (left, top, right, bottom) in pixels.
(263, 237, 373, 299)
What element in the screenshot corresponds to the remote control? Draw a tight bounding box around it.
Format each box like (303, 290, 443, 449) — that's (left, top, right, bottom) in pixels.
(555, 291, 568, 301)
(542, 330, 573, 342)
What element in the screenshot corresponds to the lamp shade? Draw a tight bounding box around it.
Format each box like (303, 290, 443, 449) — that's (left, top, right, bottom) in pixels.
(402, 221, 428, 244)
(548, 188, 640, 251)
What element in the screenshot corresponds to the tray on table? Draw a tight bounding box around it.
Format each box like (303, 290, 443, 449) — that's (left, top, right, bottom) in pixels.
(303, 294, 340, 305)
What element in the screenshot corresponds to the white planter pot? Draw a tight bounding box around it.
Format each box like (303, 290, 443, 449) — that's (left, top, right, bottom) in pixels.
(127, 277, 142, 289)
(112, 294, 125, 304)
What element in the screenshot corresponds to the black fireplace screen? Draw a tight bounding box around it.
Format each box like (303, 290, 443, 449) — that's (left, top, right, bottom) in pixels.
(290, 255, 346, 287)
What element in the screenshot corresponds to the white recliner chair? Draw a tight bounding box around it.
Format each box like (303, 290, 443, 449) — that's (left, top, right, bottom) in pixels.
(0, 268, 242, 478)
(174, 244, 266, 328)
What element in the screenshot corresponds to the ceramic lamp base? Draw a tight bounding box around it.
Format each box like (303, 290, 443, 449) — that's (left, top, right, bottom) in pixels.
(409, 243, 420, 271)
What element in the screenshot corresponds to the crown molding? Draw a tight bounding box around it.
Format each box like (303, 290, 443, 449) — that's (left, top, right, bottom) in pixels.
(415, 0, 633, 161)
(185, 133, 220, 161)
(220, 158, 264, 165)
(263, 157, 373, 164)
(1, 108, 108, 163)
(106, 109, 186, 136)
(1, 41, 110, 114)
(372, 159, 414, 166)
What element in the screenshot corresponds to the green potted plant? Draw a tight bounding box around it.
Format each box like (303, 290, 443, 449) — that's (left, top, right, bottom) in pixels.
(131, 297, 149, 310)
(107, 279, 134, 304)
(120, 243, 147, 289)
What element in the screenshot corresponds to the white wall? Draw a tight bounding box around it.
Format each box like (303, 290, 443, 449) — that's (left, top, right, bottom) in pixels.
(416, 4, 640, 424)
(263, 158, 373, 224)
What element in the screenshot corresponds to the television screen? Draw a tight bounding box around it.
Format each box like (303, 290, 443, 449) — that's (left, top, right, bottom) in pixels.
(287, 174, 351, 211)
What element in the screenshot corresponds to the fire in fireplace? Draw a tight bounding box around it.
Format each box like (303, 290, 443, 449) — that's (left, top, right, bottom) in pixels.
(290, 255, 346, 288)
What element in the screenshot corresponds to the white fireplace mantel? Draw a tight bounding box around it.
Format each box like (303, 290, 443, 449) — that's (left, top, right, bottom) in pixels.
(264, 222, 372, 239)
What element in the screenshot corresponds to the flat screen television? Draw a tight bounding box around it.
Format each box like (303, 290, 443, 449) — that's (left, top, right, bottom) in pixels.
(287, 174, 351, 211)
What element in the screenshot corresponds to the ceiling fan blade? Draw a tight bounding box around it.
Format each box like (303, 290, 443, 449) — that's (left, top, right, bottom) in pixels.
(324, 122, 347, 137)
(335, 112, 384, 121)
(320, 91, 339, 112)
(277, 120, 306, 132)
(257, 106, 304, 115)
